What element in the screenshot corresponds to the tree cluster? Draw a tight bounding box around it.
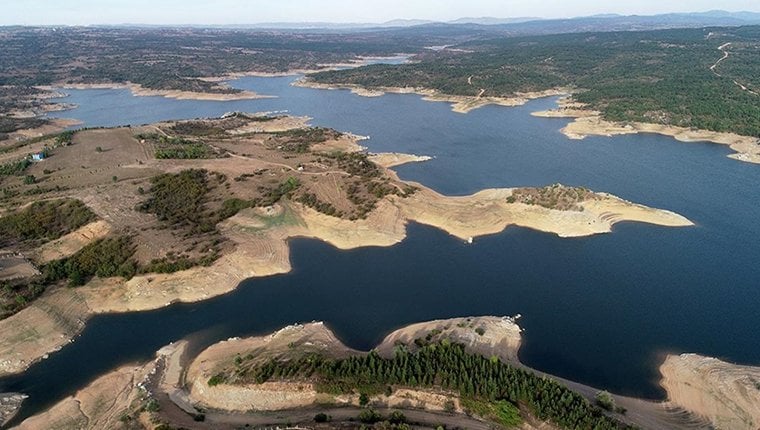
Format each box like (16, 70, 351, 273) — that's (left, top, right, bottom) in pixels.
(222, 342, 635, 430)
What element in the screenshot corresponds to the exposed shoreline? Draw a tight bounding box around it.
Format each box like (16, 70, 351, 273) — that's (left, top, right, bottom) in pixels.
(659, 353, 760, 430)
(294, 78, 572, 114)
(37, 82, 273, 102)
(24, 55, 410, 109)
(367, 152, 433, 168)
(14, 317, 746, 430)
(171, 320, 760, 430)
(296, 79, 760, 164)
(532, 97, 760, 165)
(0, 393, 27, 428)
(0, 142, 693, 378)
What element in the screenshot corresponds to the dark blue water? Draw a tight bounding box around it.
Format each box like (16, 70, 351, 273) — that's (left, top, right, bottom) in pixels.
(4, 76, 758, 421)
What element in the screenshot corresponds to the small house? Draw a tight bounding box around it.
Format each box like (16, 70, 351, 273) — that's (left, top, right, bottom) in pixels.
(31, 152, 46, 161)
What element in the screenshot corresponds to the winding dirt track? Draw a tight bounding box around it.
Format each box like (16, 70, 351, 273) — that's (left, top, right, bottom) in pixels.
(710, 42, 758, 96)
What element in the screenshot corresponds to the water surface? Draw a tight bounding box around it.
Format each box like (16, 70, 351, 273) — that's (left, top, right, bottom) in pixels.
(4, 75, 757, 421)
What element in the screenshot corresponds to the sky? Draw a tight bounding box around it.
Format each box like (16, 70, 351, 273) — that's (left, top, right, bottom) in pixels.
(3, 0, 760, 25)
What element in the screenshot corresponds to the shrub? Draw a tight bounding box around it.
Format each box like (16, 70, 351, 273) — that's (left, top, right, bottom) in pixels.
(595, 391, 616, 411)
(207, 373, 226, 386)
(0, 199, 96, 246)
(143, 398, 160, 412)
(139, 169, 210, 230)
(43, 235, 137, 286)
(358, 408, 382, 424)
(443, 400, 456, 413)
(389, 410, 407, 424)
(0, 159, 31, 176)
(314, 413, 330, 423)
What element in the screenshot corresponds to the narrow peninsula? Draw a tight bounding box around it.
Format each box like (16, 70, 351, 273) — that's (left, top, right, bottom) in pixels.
(14, 316, 754, 430)
(0, 113, 691, 379)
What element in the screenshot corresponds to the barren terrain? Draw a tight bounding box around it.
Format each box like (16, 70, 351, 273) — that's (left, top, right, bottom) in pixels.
(660, 354, 760, 430)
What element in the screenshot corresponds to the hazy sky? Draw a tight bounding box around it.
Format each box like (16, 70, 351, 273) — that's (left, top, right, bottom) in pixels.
(3, 0, 760, 25)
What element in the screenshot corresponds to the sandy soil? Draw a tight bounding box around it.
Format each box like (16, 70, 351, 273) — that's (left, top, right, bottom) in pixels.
(14, 363, 146, 430)
(0, 288, 89, 376)
(660, 354, 760, 430)
(375, 316, 523, 363)
(295, 79, 571, 114)
(398, 186, 692, 240)
(186, 322, 358, 411)
(39, 83, 272, 101)
(7, 118, 81, 140)
(368, 152, 432, 168)
(13, 341, 185, 430)
(532, 98, 760, 165)
(33, 220, 112, 264)
(0, 254, 38, 281)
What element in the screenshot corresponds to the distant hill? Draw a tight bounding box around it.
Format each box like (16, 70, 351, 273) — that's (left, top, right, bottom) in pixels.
(448, 17, 540, 25)
(216, 10, 760, 33)
(481, 12, 760, 36)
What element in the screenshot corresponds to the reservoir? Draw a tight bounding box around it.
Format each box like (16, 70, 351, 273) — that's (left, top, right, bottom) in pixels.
(2, 75, 759, 422)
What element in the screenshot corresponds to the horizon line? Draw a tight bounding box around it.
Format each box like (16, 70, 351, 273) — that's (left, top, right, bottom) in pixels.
(2, 9, 760, 28)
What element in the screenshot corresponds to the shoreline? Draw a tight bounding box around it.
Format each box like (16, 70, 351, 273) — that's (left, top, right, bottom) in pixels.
(0, 113, 692, 380)
(295, 79, 760, 164)
(174, 320, 760, 430)
(0, 176, 693, 378)
(37, 82, 273, 102)
(367, 152, 433, 168)
(294, 78, 572, 114)
(13, 317, 740, 430)
(659, 353, 760, 430)
(0, 393, 27, 428)
(532, 97, 760, 165)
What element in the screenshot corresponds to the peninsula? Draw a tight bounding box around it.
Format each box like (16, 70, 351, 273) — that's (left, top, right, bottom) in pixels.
(0, 113, 692, 380)
(13, 316, 757, 430)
